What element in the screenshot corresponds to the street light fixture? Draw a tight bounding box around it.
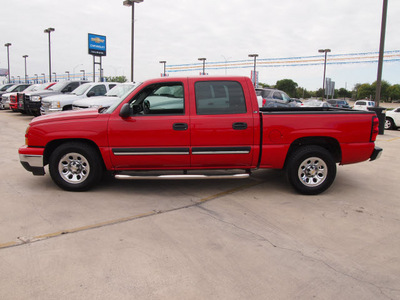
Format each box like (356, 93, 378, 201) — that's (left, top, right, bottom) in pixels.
(4, 43, 11, 83)
(44, 27, 55, 82)
(248, 54, 259, 87)
(80, 70, 86, 80)
(159, 60, 166, 77)
(318, 48, 331, 101)
(198, 58, 206, 75)
(23, 55, 29, 83)
(123, 0, 144, 82)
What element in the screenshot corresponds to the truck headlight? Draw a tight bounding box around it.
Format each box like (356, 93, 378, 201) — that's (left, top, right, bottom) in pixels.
(50, 101, 61, 109)
(31, 95, 41, 102)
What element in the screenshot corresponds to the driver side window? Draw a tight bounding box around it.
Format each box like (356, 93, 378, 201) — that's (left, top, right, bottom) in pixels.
(131, 83, 185, 115)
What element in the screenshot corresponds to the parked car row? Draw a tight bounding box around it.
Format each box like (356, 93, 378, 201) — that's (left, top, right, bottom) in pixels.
(0, 81, 136, 117)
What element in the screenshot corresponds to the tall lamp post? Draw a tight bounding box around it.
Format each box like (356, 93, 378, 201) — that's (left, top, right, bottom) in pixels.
(44, 27, 55, 82)
(198, 58, 206, 75)
(318, 49, 331, 101)
(375, 0, 388, 108)
(159, 60, 166, 77)
(248, 54, 259, 87)
(23, 55, 29, 83)
(80, 70, 85, 80)
(4, 43, 11, 83)
(123, 0, 144, 82)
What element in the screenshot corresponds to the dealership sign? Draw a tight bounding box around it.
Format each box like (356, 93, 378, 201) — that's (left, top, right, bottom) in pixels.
(88, 33, 106, 56)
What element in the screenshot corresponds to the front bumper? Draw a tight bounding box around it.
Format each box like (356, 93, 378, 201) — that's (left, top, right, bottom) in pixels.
(370, 146, 383, 161)
(19, 146, 45, 175)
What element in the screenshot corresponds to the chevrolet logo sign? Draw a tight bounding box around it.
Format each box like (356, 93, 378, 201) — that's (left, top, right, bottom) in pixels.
(91, 37, 105, 44)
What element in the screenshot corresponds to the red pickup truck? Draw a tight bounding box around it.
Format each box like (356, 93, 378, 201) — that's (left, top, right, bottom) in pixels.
(19, 76, 382, 195)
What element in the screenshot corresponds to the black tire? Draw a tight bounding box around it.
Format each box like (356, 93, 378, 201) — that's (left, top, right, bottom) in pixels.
(49, 142, 103, 191)
(384, 118, 395, 130)
(286, 146, 336, 195)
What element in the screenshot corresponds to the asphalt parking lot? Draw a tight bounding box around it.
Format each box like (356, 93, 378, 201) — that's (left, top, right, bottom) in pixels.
(0, 109, 399, 300)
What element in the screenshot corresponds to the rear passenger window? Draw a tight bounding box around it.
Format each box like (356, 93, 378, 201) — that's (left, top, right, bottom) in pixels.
(195, 81, 246, 115)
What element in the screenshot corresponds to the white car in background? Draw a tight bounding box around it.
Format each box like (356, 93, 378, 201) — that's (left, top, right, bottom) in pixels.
(40, 82, 119, 115)
(72, 83, 137, 110)
(385, 107, 400, 130)
(353, 100, 375, 110)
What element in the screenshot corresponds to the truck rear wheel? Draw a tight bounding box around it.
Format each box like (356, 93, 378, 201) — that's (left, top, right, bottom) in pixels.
(286, 146, 336, 195)
(49, 142, 103, 191)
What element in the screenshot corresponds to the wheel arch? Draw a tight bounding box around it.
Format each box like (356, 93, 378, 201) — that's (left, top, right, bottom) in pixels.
(43, 139, 105, 169)
(285, 136, 341, 167)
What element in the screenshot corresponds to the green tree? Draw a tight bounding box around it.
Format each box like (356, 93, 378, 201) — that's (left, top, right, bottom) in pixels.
(258, 82, 271, 88)
(337, 88, 352, 99)
(106, 75, 128, 83)
(387, 84, 400, 101)
(275, 79, 298, 98)
(357, 83, 374, 100)
(371, 80, 390, 102)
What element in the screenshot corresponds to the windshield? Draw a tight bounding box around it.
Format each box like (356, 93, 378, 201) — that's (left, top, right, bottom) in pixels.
(5, 85, 17, 92)
(72, 83, 91, 96)
(24, 85, 39, 92)
(104, 83, 142, 113)
(106, 84, 136, 97)
(47, 81, 68, 92)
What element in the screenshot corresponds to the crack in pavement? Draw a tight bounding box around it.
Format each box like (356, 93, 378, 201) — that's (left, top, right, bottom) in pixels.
(0, 180, 262, 250)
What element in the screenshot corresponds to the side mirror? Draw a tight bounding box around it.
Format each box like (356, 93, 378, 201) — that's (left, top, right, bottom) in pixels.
(119, 103, 131, 118)
(87, 91, 95, 97)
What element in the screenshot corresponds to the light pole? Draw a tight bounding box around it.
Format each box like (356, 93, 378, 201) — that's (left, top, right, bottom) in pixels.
(123, 0, 144, 82)
(65, 71, 70, 80)
(318, 49, 331, 101)
(159, 60, 166, 77)
(41, 73, 46, 83)
(248, 54, 258, 87)
(80, 70, 85, 80)
(23, 55, 28, 83)
(221, 55, 231, 75)
(375, 0, 388, 107)
(53, 72, 57, 82)
(44, 27, 55, 82)
(198, 58, 206, 75)
(4, 43, 11, 83)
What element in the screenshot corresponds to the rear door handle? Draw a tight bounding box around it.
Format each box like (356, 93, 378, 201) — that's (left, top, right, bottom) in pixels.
(232, 122, 247, 130)
(173, 123, 188, 131)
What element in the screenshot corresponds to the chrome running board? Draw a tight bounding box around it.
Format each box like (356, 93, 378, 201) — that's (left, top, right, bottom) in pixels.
(115, 173, 250, 180)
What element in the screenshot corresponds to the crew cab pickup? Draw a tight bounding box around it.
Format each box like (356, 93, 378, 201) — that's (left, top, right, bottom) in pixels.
(19, 76, 382, 195)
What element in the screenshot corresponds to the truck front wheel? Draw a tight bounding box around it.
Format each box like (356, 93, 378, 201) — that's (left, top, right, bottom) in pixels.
(49, 142, 103, 191)
(286, 146, 336, 195)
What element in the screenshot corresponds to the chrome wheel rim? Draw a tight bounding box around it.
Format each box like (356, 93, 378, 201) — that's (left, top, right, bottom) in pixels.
(384, 119, 391, 130)
(58, 152, 90, 184)
(298, 157, 327, 187)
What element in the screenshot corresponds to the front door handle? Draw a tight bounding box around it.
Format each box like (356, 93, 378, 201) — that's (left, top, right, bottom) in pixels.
(232, 122, 247, 130)
(173, 123, 188, 131)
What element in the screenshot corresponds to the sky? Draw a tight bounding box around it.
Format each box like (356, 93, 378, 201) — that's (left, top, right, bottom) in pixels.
(1, 0, 399, 91)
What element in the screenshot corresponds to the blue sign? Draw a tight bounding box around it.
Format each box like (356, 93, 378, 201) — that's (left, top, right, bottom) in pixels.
(88, 33, 106, 56)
